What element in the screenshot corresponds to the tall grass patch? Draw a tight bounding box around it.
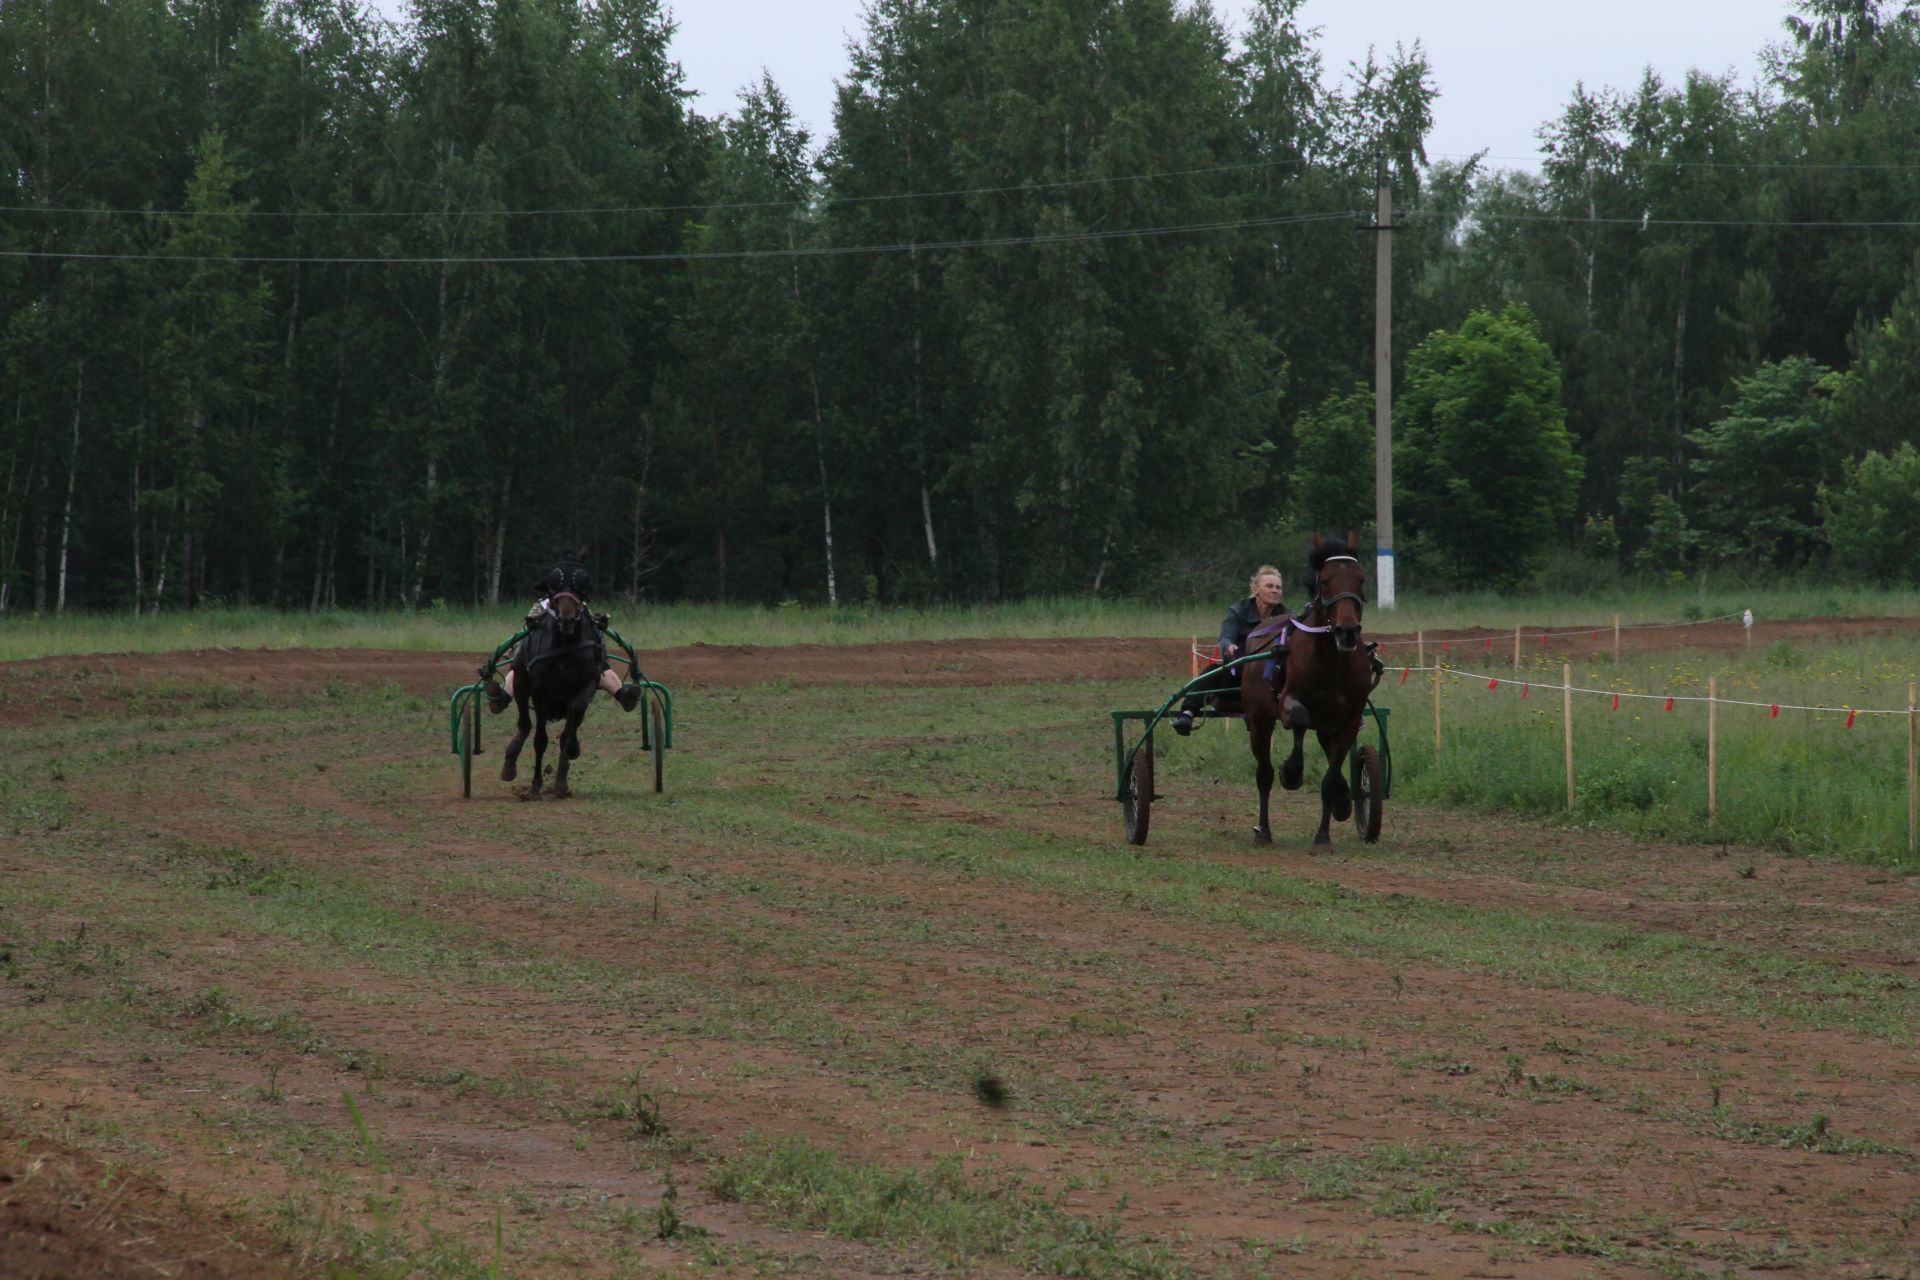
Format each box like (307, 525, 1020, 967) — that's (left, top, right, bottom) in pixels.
(1354, 634, 1920, 864)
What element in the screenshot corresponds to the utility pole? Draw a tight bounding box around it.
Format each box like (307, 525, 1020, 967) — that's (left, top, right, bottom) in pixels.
(1372, 160, 1397, 608)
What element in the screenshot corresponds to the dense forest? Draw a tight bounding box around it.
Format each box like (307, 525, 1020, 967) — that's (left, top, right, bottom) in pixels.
(4, 0, 1920, 610)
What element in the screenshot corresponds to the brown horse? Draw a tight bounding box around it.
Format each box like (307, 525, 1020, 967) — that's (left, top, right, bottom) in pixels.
(1240, 532, 1375, 845)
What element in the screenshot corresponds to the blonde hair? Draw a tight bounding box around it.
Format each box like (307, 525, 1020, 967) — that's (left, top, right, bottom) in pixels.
(1248, 564, 1283, 596)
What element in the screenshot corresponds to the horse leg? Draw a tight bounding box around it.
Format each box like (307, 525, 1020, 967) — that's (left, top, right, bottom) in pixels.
(528, 717, 549, 797)
(1280, 726, 1305, 791)
(553, 706, 588, 799)
(1248, 712, 1275, 846)
(1313, 724, 1360, 846)
(500, 694, 531, 781)
(551, 720, 572, 798)
(1328, 719, 1360, 822)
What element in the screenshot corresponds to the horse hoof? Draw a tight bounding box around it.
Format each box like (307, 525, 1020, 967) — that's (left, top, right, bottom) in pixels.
(500, 759, 517, 782)
(1312, 834, 1332, 848)
(565, 739, 580, 761)
(1332, 797, 1353, 822)
(1280, 760, 1303, 791)
(1252, 827, 1272, 846)
(551, 784, 571, 800)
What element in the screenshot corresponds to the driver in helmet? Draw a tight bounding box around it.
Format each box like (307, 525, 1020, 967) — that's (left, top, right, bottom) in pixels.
(482, 560, 641, 714)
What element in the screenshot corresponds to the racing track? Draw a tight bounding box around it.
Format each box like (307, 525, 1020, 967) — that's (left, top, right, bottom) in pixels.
(3, 616, 1918, 1279)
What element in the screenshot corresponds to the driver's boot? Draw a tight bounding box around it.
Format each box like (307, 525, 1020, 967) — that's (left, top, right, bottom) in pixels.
(483, 679, 511, 714)
(614, 682, 642, 712)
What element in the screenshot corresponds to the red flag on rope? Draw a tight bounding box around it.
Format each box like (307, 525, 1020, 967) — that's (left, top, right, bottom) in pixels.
(1846, 709, 1857, 729)
(1541, 632, 1549, 645)
(1398, 667, 1409, 686)
(1488, 678, 1499, 690)
(1483, 636, 1492, 650)
(1611, 693, 1620, 711)
(1770, 704, 1780, 718)
(1442, 639, 1452, 651)
(1522, 683, 1530, 700)
(1664, 697, 1674, 711)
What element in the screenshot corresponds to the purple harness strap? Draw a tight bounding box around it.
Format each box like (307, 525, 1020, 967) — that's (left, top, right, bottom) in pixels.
(1257, 617, 1333, 680)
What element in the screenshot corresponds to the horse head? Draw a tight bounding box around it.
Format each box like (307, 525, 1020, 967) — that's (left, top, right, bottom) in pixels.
(548, 589, 584, 638)
(1308, 530, 1367, 654)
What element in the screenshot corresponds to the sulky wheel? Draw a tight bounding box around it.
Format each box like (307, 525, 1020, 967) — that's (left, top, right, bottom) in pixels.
(1122, 736, 1154, 845)
(650, 693, 666, 793)
(1351, 744, 1383, 843)
(460, 694, 478, 799)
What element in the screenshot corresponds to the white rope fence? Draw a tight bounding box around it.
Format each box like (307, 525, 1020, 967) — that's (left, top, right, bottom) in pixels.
(1185, 607, 1918, 851)
(1192, 610, 1755, 673)
(1387, 664, 1914, 720)
(1379, 659, 1920, 854)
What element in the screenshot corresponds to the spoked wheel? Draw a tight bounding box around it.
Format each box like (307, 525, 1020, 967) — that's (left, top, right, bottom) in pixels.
(649, 693, 666, 794)
(1351, 744, 1383, 843)
(460, 694, 478, 799)
(1122, 736, 1154, 846)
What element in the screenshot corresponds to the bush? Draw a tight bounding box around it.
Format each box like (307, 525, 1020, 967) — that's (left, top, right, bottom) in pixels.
(1818, 443, 1920, 585)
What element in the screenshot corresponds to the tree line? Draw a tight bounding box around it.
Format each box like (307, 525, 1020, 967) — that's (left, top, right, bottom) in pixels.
(3, 0, 1917, 613)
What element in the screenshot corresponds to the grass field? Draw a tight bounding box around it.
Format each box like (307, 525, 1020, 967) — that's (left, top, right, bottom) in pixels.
(4, 646, 1919, 1278)
(1346, 632, 1920, 865)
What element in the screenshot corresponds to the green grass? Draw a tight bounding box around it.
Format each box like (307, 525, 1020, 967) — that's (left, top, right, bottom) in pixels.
(710, 1135, 1191, 1279)
(3, 579, 1919, 661)
(1348, 632, 1920, 864)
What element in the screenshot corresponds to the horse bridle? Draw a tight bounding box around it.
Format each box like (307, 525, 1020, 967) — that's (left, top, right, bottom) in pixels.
(547, 590, 585, 634)
(1305, 554, 1367, 625)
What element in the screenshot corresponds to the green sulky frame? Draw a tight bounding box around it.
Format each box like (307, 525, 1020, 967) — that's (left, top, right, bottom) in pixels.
(1109, 652, 1390, 801)
(447, 625, 675, 758)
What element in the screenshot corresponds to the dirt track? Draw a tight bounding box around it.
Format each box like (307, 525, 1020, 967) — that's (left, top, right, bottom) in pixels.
(5, 613, 1910, 721)
(3, 620, 1919, 1279)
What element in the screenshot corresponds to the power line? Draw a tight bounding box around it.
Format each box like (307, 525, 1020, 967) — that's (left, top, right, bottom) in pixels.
(14, 150, 1919, 225)
(1436, 150, 1920, 173)
(13, 199, 1920, 265)
(1412, 209, 1920, 229)
(0, 209, 1358, 266)
(0, 155, 1317, 222)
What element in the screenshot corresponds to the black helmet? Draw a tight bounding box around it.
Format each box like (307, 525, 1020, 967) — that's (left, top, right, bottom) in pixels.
(543, 561, 591, 600)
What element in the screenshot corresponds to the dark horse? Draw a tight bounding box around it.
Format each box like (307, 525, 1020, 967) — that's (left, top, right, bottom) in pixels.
(500, 589, 604, 799)
(1240, 532, 1375, 845)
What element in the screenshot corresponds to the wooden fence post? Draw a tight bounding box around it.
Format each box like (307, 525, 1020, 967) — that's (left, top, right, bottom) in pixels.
(1513, 624, 1522, 671)
(1433, 662, 1443, 755)
(1563, 662, 1574, 812)
(1909, 681, 1917, 859)
(1708, 676, 1718, 829)
(1612, 614, 1621, 663)
(1417, 629, 1424, 669)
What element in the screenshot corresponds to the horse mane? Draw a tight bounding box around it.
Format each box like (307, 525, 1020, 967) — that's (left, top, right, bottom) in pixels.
(1306, 538, 1356, 574)
(1304, 536, 1358, 597)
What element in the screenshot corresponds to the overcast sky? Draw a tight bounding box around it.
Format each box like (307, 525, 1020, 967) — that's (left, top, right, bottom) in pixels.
(661, 0, 1798, 167)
